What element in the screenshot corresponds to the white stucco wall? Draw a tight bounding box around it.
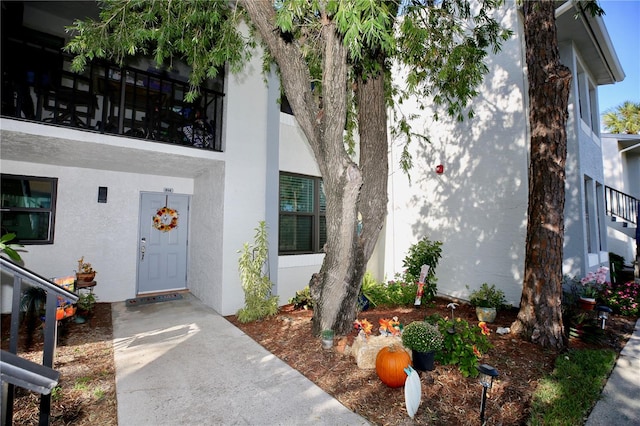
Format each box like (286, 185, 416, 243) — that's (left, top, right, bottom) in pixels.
(563, 44, 609, 276)
(380, 4, 528, 306)
(277, 113, 325, 303)
(0, 159, 193, 312)
(215, 39, 275, 316)
(188, 165, 225, 311)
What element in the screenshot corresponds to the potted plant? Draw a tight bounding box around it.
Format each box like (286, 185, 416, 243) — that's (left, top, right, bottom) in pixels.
(401, 321, 444, 371)
(76, 256, 97, 282)
(320, 329, 334, 350)
(468, 283, 507, 323)
(578, 266, 608, 310)
(20, 286, 47, 347)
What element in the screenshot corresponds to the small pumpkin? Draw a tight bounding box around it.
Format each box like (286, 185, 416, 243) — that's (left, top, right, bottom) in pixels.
(56, 307, 65, 321)
(376, 344, 412, 388)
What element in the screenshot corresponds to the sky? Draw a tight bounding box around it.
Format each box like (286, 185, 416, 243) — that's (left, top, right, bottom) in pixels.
(596, 0, 640, 116)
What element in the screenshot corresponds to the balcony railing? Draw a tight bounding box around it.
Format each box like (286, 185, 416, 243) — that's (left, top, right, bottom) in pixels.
(605, 186, 638, 225)
(1, 32, 224, 152)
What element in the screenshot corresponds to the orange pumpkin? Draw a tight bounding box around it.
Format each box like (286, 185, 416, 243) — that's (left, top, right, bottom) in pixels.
(56, 308, 65, 321)
(376, 345, 412, 388)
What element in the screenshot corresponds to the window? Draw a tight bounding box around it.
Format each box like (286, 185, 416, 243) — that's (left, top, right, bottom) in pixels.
(279, 173, 326, 254)
(1, 174, 57, 244)
(576, 60, 599, 133)
(584, 176, 604, 254)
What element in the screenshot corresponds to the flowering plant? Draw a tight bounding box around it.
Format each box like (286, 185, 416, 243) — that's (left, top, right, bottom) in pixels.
(601, 280, 639, 317)
(580, 266, 608, 299)
(431, 315, 493, 378)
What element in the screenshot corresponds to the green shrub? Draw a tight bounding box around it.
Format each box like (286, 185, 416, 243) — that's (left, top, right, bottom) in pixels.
(237, 221, 279, 323)
(289, 286, 314, 310)
(468, 283, 507, 309)
(402, 321, 444, 352)
(427, 314, 493, 378)
(402, 237, 442, 301)
(361, 272, 419, 307)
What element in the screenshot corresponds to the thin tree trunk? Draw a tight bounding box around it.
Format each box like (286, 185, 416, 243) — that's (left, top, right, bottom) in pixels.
(511, 0, 569, 350)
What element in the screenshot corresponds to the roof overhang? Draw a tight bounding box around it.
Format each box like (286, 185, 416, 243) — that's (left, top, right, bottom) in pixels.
(602, 133, 640, 153)
(555, 0, 625, 86)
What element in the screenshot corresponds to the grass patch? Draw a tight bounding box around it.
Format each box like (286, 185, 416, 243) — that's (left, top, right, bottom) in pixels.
(528, 348, 616, 425)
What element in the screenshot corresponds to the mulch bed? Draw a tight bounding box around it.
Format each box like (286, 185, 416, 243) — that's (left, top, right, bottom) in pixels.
(1, 303, 117, 426)
(1, 297, 635, 425)
(226, 298, 637, 425)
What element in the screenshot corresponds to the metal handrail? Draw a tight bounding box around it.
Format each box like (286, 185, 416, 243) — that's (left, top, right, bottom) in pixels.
(1, 40, 225, 152)
(605, 186, 638, 225)
(0, 257, 78, 426)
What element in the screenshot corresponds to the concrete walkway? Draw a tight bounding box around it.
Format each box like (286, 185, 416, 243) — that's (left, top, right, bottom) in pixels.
(112, 293, 640, 425)
(112, 293, 369, 426)
(585, 318, 640, 425)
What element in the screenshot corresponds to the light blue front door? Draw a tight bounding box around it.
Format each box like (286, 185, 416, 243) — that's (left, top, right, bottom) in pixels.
(137, 192, 189, 294)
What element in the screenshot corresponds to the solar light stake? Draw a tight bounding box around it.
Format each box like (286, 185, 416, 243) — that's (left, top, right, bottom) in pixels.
(596, 305, 613, 330)
(477, 364, 499, 425)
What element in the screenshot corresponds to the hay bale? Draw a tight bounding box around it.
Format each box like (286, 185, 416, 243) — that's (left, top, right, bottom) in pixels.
(349, 334, 409, 369)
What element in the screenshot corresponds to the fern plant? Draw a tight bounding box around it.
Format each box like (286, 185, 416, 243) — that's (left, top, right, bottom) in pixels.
(237, 221, 279, 323)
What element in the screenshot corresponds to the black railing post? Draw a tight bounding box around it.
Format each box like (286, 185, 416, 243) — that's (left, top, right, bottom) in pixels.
(0, 258, 77, 426)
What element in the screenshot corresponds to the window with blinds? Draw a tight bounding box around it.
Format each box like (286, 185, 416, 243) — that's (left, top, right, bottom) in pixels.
(279, 173, 326, 254)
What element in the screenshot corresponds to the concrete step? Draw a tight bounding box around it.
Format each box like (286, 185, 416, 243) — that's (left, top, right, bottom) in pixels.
(608, 216, 637, 239)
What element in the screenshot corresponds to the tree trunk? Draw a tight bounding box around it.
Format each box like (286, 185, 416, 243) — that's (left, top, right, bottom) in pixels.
(240, 1, 387, 336)
(312, 65, 389, 336)
(511, 0, 569, 350)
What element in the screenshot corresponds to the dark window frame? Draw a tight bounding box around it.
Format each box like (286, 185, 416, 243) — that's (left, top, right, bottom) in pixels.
(1, 174, 58, 244)
(279, 172, 326, 255)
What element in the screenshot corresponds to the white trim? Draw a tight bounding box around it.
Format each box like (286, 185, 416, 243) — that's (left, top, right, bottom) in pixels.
(587, 252, 600, 267)
(279, 253, 325, 268)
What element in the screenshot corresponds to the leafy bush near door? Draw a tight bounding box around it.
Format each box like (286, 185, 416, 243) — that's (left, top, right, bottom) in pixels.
(289, 286, 314, 310)
(401, 236, 443, 300)
(237, 221, 279, 323)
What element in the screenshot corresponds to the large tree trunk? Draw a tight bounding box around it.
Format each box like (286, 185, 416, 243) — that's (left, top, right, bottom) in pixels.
(511, 0, 569, 350)
(240, 1, 387, 336)
(313, 65, 389, 336)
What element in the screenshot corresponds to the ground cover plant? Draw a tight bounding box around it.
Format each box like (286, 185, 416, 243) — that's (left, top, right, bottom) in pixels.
(528, 348, 617, 425)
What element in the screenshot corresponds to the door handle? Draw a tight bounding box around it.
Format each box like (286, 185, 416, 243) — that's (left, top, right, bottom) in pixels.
(140, 237, 146, 261)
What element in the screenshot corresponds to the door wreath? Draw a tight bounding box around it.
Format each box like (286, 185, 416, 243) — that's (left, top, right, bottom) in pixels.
(153, 206, 179, 232)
